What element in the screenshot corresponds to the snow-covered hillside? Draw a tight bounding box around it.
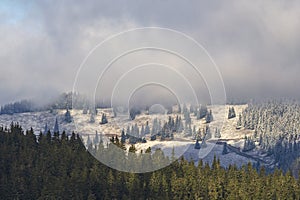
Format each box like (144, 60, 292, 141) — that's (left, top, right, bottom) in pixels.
(0, 104, 260, 167)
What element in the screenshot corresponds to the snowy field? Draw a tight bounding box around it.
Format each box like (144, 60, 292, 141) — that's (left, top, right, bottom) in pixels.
(0, 104, 258, 166)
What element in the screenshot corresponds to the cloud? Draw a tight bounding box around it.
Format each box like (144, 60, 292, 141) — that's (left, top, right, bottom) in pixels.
(0, 0, 299, 105)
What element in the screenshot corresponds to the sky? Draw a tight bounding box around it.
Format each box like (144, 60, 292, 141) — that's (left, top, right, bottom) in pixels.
(0, 0, 300, 105)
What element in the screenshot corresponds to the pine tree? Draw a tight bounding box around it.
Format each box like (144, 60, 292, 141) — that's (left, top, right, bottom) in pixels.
(83, 106, 88, 114)
(65, 109, 72, 123)
(199, 105, 208, 119)
(145, 121, 150, 135)
(205, 125, 211, 139)
(112, 107, 117, 118)
(87, 135, 92, 147)
(228, 107, 236, 119)
(184, 110, 191, 126)
(53, 118, 59, 134)
(94, 131, 99, 144)
(183, 104, 187, 114)
(222, 142, 228, 155)
(100, 113, 108, 124)
(178, 118, 184, 133)
(141, 125, 145, 137)
(89, 113, 95, 123)
(121, 129, 126, 144)
(193, 125, 196, 138)
(126, 125, 131, 137)
(236, 114, 242, 129)
(206, 110, 213, 123)
(201, 138, 207, 148)
(129, 144, 137, 153)
(44, 123, 49, 135)
(195, 140, 201, 149)
(214, 128, 221, 138)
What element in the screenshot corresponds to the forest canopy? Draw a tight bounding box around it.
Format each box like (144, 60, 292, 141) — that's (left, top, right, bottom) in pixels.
(1, 123, 300, 199)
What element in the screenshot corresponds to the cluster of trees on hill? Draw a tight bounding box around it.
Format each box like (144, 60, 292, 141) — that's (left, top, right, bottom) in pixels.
(182, 104, 213, 123)
(121, 117, 181, 143)
(1, 123, 300, 199)
(241, 100, 300, 171)
(228, 106, 236, 119)
(0, 92, 89, 115)
(118, 112, 216, 145)
(128, 104, 213, 124)
(0, 100, 35, 114)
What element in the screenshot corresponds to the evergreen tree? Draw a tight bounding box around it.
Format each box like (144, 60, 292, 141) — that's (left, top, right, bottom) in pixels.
(198, 105, 208, 119)
(150, 135, 156, 141)
(205, 110, 213, 123)
(145, 121, 150, 135)
(236, 114, 242, 129)
(214, 127, 221, 138)
(222, 142, 228, 155)
(201, 138, 207, 148)
(82, 105, 88, 114)
(178, 118, 184, 133)
(65, 109, 72, 123)
(129, 107, 140, 120)
(152, 118, 158, 136)
(112, 107, 117, 118)
(121, 129, 126, 144)
(243, 136, 256, 152)
(228, 107, 236, 119)
(94, 131, 99, 144)
(126, 125, 131, 137)
(87, 135, 92, 147)
(205, 125, 212, 139)
(89, 113, 95, 123)
(192, 125, 196, 139)
(182, 104, 188, 114)
(53, 118, 59, 134)
(184, 110, 191, 126)
(44, 123, 49, 135)
(194, 139, 201, 149)
(99, 132, 103, 144)
(141, 125, 145, 137)
(178, 104, 182, 114)
(100, 113, 108, 124)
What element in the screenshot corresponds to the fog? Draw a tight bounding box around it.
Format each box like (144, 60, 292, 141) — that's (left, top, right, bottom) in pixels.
(0, 0, 300, 106)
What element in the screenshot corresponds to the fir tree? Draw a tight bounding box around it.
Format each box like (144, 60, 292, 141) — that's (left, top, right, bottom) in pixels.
(214, 128, 221, 138)
(145, 121, 150, 135)
(194, 139, 201, 149)
(198, 105, 208, 119)
(44, 123, 49, 135)
(205, 110, 213, 123)
(222, 142, 228, 155)
(53, 118, 59, 134)
(121, 129, 126, 144)
(100, 113, 108, 124)
(65, 109, 72, 123)
(89, 113, 95, 123)
(228, 107, 236, 119)
(94, 131, 99, 144)
(201, 138, 207, 148)
(236, 114, 242, 129)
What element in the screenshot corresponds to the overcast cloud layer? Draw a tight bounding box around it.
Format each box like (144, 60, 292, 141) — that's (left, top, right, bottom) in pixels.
(0, 0, 299, 105)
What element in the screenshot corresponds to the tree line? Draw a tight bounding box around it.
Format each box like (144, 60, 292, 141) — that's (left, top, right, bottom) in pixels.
(1, 123, 300, 199)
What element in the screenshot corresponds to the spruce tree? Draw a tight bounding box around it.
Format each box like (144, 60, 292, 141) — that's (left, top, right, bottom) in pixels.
(65, 109, 72, 123)
(100, 113, 108, 124)
(53, 118, 59, 134)
(194, 139, 201, 149)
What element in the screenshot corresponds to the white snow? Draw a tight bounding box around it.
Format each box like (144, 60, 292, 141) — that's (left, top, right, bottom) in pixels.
(0, 104, 258, 166)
